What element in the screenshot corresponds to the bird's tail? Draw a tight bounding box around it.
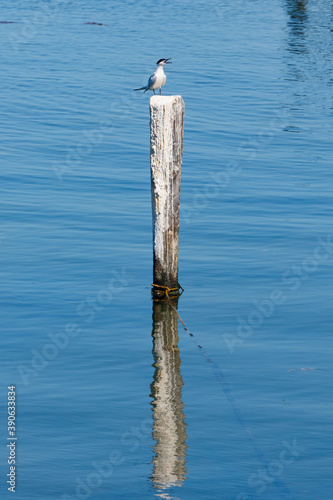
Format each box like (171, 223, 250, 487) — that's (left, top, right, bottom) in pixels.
(133, 86, 147, 91)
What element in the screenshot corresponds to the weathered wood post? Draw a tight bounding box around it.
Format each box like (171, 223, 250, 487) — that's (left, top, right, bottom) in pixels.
(150, 95, 185, 295)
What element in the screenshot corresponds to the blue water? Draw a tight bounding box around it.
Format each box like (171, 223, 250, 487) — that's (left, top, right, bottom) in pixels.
(1, 0, 333, 498)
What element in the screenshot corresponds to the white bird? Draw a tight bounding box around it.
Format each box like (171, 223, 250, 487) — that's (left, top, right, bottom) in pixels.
(133, 58, 172, 95)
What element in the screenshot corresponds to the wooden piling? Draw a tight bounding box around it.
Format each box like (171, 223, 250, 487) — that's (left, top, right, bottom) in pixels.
(150, 95, 185, 295)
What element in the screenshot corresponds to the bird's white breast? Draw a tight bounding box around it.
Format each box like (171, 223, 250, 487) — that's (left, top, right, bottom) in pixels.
(150, 68, 166, 90)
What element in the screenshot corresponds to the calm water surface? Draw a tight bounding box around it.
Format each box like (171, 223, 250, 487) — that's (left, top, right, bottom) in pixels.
(0, 0, 332, 498)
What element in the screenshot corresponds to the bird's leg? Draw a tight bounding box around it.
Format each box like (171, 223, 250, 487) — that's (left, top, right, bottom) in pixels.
(153, 90, 155, 95)
(159, 88, 162, 95)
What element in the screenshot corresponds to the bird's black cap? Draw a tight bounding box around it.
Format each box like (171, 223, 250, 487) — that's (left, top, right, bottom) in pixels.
(156, 58, 172, 64)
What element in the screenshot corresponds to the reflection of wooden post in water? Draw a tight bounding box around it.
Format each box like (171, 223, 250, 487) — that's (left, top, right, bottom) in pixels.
(150, 298, 187, 489)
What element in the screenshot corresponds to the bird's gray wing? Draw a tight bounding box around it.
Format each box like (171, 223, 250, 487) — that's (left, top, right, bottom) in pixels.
(147, 73, 157, 89)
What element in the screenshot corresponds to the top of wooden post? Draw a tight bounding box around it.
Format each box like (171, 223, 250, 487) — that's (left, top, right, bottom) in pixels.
(150, 95, 184, 107)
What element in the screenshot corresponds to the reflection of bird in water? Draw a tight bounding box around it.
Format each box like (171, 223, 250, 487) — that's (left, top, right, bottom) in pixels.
(134, 58, 172, 95)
